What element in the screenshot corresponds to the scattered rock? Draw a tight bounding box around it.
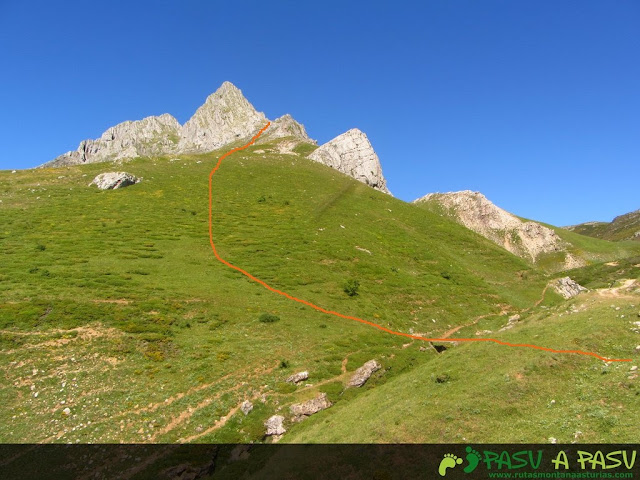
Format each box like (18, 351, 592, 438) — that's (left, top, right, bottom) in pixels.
(62, 407, 71, 416)
(549, 437, 557, 444)
(508, 314, 521, 322)
(240, 400, 253, 415)
(551, 277, 588, 299)
(264, 415, 286, 436)
(348, 360, 381, 387)
(289, 393, 332, 422)
(285, 371, 309, 384)
(631, 366, 638, 372)
(90, 172, 140, 190)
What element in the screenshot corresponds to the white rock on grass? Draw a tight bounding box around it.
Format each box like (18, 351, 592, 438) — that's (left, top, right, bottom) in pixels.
(264, 415, 285, 436)
(348, 360, 381, 387)
(285, 371, 309, 384)
(90, 172, 140, 190)
(290, 393, 332, 422)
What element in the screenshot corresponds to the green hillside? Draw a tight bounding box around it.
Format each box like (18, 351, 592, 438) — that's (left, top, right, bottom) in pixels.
(0, 141, 638, 445)
(566, 210, 640, 242)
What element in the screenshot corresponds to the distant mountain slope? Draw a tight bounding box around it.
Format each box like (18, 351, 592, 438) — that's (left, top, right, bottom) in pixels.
(565, 209, 640, 242)
(414, 190, 639, 271)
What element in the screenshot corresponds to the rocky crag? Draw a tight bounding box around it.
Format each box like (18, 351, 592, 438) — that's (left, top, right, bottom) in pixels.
(414, 190, 583, 268)
(41, 82, 391, 194)
(309, 129, 390, 194)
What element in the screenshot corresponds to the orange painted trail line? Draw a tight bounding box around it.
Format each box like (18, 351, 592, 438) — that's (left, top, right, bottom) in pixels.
(207, 122, 631, 363)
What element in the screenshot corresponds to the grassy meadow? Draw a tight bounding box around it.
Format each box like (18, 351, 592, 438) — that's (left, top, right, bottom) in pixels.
(0, 139, 638, 446)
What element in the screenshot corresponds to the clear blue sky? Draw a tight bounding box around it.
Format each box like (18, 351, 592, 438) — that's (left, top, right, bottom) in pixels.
(1, 0, 638, 226)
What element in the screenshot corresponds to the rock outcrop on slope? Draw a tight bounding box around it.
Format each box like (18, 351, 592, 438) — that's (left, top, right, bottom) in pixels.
(289, 393, 332, 422)
(551, 277, 587, 299)
(89, 172, 140, 190)
(348, 359, 381, 387)
(414, 191, 582, 267)
(258, 114, 315, 144)
(308, 129, 390, 194)
(42, 82, 313, 168)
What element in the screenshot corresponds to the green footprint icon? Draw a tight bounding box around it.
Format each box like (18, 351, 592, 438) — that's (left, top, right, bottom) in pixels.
(438, 453, 463, 476)
(464, 446, 482, 474)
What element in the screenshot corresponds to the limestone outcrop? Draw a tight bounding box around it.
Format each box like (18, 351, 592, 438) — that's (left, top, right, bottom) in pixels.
(414, 190, 582, 267)
(551, 277, 587, 299)
(308, 129, 390, 194)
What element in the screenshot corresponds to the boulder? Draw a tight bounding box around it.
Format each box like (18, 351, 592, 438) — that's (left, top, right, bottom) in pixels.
(551, 277, 587, 299)
(348, 360, 381, 387)
(285, 371, 309, 384)
(264, 415, 285, 436)
(90, 172, 140, 190)
(240, 400, 253, 415)
(289, 393, 332, 422)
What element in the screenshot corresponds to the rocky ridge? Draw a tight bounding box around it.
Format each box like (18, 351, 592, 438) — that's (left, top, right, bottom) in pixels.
(42, 82, 392, 196)
(42, 82, 313, 168)
(414, 190, 583, 268)
(308, 129, 390, 194)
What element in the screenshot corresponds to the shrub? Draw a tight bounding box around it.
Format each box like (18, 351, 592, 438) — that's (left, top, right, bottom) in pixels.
(343, 279, 360, 297)
(279, 359, 290, 369)
(259, 313, 280, 323)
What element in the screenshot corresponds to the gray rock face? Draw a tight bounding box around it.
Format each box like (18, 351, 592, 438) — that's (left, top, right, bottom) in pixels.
(551, 277, 587, 299)
(348, 359, 381, 387)
(46, 114, 181, 167)
(414, 191, 582, 268)
(308, 129, 390, 194)
(89, 172, 140, 190)
(178, 82, 268, 153)
(264, 415, 286, 436)
(289, 393, 332, 422)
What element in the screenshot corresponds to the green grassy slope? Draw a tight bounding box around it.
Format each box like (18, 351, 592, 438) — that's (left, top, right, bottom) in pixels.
(0, 144, 636, 444)
(285, 278, 640, 443)
(566, 209, 640, 242)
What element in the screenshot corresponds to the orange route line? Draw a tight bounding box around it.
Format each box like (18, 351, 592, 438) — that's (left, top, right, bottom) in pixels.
(208, 122, 631, 363)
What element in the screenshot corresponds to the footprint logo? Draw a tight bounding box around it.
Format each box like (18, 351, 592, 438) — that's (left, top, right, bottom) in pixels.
(464, 446, 482, 474)
(438, 453, 463, 476)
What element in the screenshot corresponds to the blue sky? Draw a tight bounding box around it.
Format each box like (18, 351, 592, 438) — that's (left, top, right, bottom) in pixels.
(0, 0, 638, 226)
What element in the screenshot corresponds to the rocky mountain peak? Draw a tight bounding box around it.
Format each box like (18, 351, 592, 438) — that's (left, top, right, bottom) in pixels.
(308, 128, 390, 194)
(178, 82, 267, 153)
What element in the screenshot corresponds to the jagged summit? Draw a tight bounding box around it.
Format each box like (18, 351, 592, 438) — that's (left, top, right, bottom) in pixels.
(308, 128, 390, 194)
(178, 82, 268, 153)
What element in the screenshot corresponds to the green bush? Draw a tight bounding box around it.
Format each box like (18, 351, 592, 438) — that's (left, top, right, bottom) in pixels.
(258, 313, 280, 323)
(343, 279, 360, 297)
